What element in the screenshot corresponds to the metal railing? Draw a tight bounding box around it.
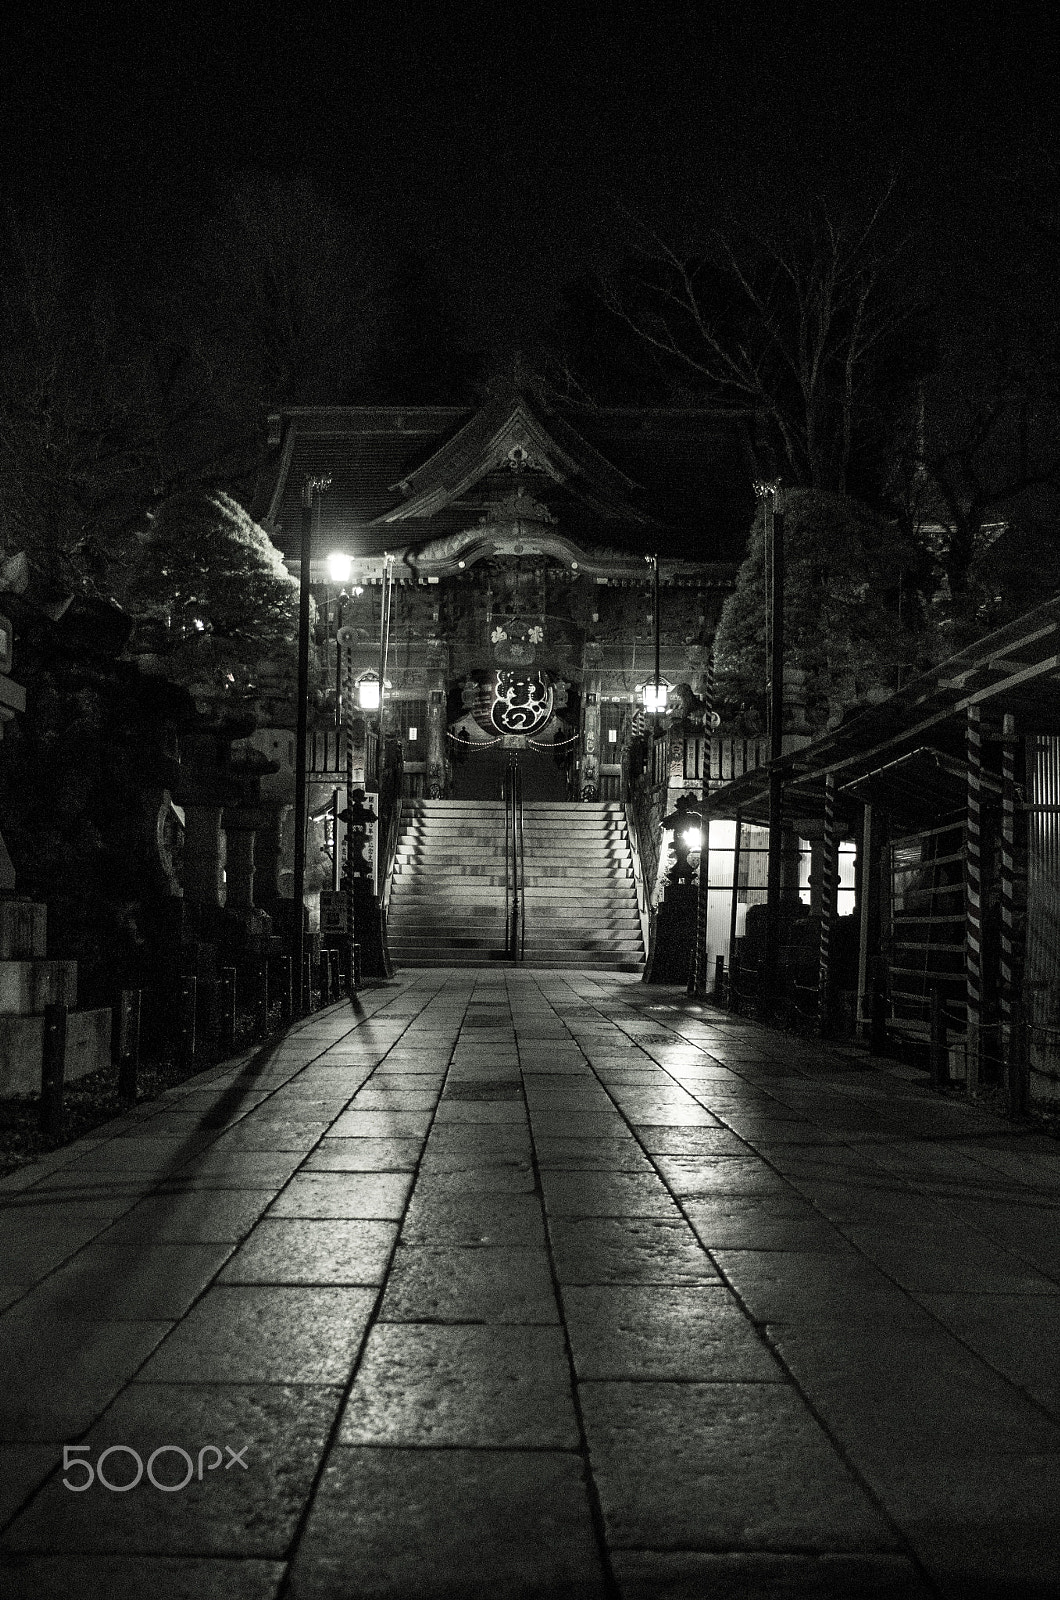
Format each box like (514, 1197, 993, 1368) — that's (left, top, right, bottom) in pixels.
(503, 756, 525, 961)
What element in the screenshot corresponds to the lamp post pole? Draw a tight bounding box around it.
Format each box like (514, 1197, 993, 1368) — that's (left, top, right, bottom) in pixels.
(757, 481, 785, 1010)
(293, 475, 329, 1017)
(340, 605, 358, 993)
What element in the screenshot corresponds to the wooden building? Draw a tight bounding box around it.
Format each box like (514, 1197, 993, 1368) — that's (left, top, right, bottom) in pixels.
(258, 391, 740, 806)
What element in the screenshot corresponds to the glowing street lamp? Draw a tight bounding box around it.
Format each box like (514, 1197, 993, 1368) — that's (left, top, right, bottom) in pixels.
(326, 550, 352, 585)
(357, 672, 381, 711)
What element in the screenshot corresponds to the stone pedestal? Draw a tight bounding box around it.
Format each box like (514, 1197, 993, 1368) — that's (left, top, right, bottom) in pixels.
(643, 883, 697, 985)
(224, 827, 257, 909)
(183, 804, 225, 907)
(0, 900, 111, 1095)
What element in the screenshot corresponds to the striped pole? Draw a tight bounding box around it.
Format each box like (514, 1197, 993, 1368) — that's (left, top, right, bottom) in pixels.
(818, 773, 839, 1036)
(1000, 711, 1018, 1070)
(965, 704, 984, 1092)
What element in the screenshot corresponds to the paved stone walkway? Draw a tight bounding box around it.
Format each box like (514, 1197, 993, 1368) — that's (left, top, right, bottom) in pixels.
(1, 970, 1059, 1599)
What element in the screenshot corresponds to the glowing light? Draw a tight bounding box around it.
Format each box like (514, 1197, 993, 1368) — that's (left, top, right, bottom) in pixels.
(327, 551, 352, 583)
(680, 826, 703, 852)
(641, 682, 668, 713)
(357, 677, 381, 711)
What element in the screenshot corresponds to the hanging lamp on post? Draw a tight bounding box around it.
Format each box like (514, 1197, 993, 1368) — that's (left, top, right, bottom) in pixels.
(641, 552, 669, 714)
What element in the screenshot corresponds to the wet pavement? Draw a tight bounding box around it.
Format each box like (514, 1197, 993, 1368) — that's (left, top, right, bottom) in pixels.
(1, 969, 1059, 1599)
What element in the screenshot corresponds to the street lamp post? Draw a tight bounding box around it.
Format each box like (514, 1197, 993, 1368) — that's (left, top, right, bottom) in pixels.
(293, 475, 330, 1017)
(757, 480, 785, 1009)
(326, 551, 357, 997)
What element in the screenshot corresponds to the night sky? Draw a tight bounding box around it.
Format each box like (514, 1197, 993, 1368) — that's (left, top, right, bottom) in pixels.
(2, 1, 1057, 359)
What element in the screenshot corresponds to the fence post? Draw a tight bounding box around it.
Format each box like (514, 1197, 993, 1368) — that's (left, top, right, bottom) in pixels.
(40, 1002, 68, 1136)
(318, 951, 331, 1006)
(219, 967, 236, 1053)
(302, 949, 313, 1014)
(1008, 998, 1029, 1117)
(869, 957, 888, 1055)
(117, 989, 141, 1102)
(728, 951, 741, 1015)
(256, 960, 270, 1040)
(329, 947, 340, 1000)
(929, 986, 948, 1087)
(199, 978, 220, 1064)
(713, 955, 725, 1001)
(278, 956, 293, 1023)
(178, 975, 197, 1070)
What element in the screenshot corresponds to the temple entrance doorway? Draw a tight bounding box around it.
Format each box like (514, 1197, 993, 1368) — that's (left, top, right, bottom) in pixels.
(449, 742, 570, 801)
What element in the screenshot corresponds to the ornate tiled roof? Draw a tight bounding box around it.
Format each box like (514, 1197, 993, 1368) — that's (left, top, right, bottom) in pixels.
(261, 395, 750, 570)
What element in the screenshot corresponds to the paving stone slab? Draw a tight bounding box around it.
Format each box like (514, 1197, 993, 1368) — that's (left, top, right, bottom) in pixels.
(540, 1170, 683, 1219)
(652, 1154, 800, 1197)
(401, 1192, 546, 1248)
(0, 1443, 61, 1526)
(581, 1380, 897, 1551)
(713, 1249, 930, 1327)
(301, 1137, 424, 1172)
(548, 1216, 720, 1285)
(380, 1244, 557, 1323)
(840, 1223, 1060, 1295)
(0, 1317, 171, 1440)
(2, 1382, 340, 1559)
(338, 1324, 577, 1447)
(851, 1452, 1060, 1598)
(220, 1219, 397, 1286)
(0, 1556, 286, 1600)
(767, 1321, 1060, 1464)
(410, 1165, 536, 1195)
(562, 1284, 782, 1381)
(265, 1171, 412, 1220)
(137, 1286, 375, 1384)
(609, 1550, 934, 1600)
(23, 1241, 233, 1321)
(684, 1195, 851, 1252)
(318, 1106, 434, 1138)
(100, 1190, 278, 1248)
(533, 1137, 655, 1171)
(168, 1152, 307, 1189)
(288, 1447, 606, 1599)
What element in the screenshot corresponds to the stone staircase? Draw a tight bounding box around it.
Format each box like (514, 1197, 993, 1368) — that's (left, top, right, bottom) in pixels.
(385, 799, 644, 970)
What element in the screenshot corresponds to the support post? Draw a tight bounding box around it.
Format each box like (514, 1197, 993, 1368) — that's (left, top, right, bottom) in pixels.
(930, 985, 948, 1087)
(857, 803, 883, 1043)
(279, 956, 293, 1023)
(763, 766, 784, 1009)
(818, 773, 840, 1036)
(40, 1002, 67, 1136)
(292, 484, 314, 1017)
(727, 808, 743, 1010)
(965, 704, 984, 1094)
(688, 796, 711, 997)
